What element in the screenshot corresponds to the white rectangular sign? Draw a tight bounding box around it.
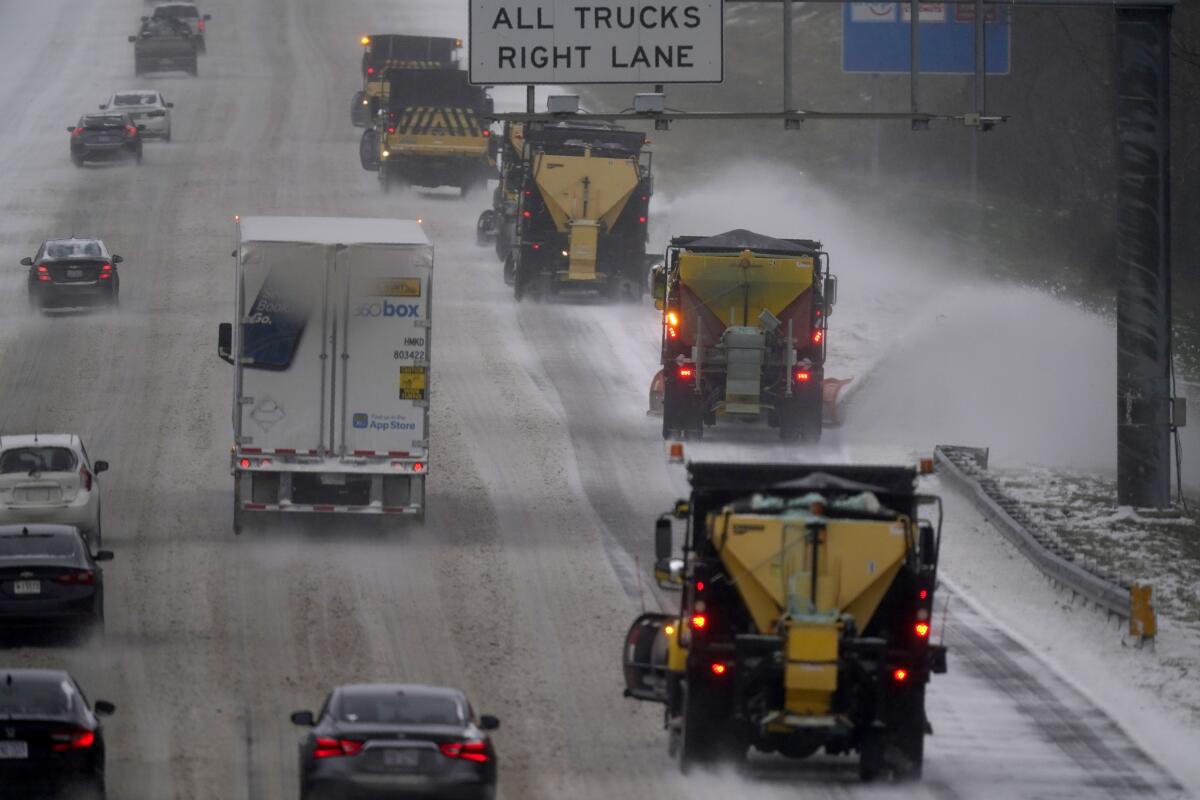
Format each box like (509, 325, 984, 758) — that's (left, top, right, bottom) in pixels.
(469, 1, 724, 85)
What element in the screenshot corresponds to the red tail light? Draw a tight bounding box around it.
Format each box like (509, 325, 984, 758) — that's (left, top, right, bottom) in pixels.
(440, 740, 490, 763)
(522, 210, 532, 218)
(99, 264, 113, 280)
(812, 329, 824, 344)
(37, 265, 51, 282)
(638, 216, 648, 224)
(914, 622, 930, 638)
(794, 369, 812, 383)
(413, 462, 425, 473)
(313, 737, 364, 759)
(387, 127, 396, 134)
(710, 662, 728, 676)
(367, 66, 375, 75)
(125, 125, 137, 138)
(50, 729, 95, 752)
(482, 130, 491, 137)
(524, 190, 532, 197)
(530, 243, 541, 250)
(689, 613, 707, 630)
(80, 466, 93, 490)
(55, 570, 95, 586)
(677, 365, 694, 380)
(71, 128, 84, 139)
(919, 589, 928, 601)
(197, 19, 205, 32)
(893, 668, 909, 682)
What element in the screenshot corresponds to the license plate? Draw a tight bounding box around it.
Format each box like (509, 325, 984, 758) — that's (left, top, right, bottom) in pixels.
(67, 268, 82, 278)
(382, 749, 420, 768)
(0, 741, 28, 759)
(13, 580, 41, 595)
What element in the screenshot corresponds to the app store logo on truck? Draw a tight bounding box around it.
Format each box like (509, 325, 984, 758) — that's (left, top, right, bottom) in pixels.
(354, 301, 420, 319)
(352, 413, 369, 429)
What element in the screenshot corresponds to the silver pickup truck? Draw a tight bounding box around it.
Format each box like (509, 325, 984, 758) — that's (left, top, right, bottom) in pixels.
(129, 17, 198, 77)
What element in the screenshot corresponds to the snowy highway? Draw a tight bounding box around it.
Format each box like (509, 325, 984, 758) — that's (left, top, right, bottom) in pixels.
(0, 0, 1192, 798)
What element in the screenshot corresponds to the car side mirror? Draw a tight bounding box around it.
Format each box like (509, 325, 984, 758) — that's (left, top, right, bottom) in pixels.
(67, 126, 76, 133)
(20, 257, 32, 266)
(140, 15, 149, 21)
(99, 104, 107, 110)
(95, 550, 114, 562)
(654, 516, 672, 561)
(128, 35, 137, 42)
(204, 13, 212, 20)
(94, 461, 109, 474)
(479, 714, 500, 731)
(112, 255, 123, 264)
(166, 102, 175, 108)
(94, 700, 116, 716)
(654, 557, 685, 590)
(651, 264, 666, 304)
(136, 124, 146, 132)
(672, 500, 690, 519)
(290, 710, 315, 727)
(218, 322, 234, 365)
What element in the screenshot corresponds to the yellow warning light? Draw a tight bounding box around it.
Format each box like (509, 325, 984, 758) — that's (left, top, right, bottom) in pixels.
(361, 36, 371, 46)
(919, 457, 935, 475)
(416, 218, 424, 225)
(455, 38, 463, 47)
(664, 624, 676, 636)
(668, 442, 685, 463)
(233, 214, 240, 223)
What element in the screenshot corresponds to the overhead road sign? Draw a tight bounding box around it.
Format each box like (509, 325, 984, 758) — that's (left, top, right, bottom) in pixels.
(842, 2, 1010, 74)
(469, 1, 724, 84)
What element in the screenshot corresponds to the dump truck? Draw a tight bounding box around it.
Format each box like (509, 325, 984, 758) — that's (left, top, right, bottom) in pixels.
(653, 230, 837, 442)
(506, 122, 653, 301)
(359, 65, 496, 195)
(216, 217, 433, 532)
(623, 461, 946, 781)
(351, 34, 462, 127)
(129, 16, 198, 77)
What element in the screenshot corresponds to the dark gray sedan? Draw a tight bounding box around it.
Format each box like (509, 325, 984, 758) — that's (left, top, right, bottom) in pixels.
(291, 684, 499, 800)
(0, 525, 112, 634)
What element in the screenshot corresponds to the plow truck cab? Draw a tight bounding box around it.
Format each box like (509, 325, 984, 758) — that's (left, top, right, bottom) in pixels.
(623, 461, 946, 782)
(509, 122, 653, 301)
(655, 230, 837, 442)
(351, 34, 461, 127)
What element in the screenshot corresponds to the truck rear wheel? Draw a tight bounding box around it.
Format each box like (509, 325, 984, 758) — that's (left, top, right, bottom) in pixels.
(476, 210, 496, 245)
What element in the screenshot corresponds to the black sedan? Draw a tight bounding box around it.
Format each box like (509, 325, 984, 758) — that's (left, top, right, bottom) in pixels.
(291, 684, 499, 800)
(0, 669, 114, 799)
(22, 238, 123, 312)
(0, 525, 112, 635)
(68, 113, 143, 166)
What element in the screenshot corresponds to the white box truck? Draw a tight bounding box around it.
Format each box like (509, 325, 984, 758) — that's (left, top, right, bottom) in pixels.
(217, 217, 432, 532)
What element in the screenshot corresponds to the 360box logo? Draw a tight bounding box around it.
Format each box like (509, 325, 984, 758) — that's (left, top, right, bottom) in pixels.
(354, 301, 420, 319)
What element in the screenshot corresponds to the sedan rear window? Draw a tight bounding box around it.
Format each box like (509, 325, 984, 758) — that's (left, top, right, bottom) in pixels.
(337, 691, 462, 725)
(83, 117, 126, 130)
(0, 535, 79, 559)
(44, 241, 103, 259)
(0, 447, 78, 474)
(154, 5, 199, 17)
(0, 679, 75, 718)
(114, 93, 159, 106)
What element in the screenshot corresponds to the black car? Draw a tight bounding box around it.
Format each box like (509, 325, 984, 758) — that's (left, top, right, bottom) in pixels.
(67, 113, 143, 166)
(0, 525, 112, 635)
(291, 684, 499, 800)
(0, 669, 114, 799)
(22, 238, 123, 312)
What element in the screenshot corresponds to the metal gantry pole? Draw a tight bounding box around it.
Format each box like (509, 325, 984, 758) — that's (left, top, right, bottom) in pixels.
(909, 0, 920, 120)
(1115, 4, 1173, 507)
(783, 0, 794, 111)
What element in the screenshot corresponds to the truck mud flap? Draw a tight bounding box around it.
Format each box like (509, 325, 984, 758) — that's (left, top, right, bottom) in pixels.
(623, 612, 674, 703)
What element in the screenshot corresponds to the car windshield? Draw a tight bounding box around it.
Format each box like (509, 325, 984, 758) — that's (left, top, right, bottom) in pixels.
(155, 5, 198, 17)
(43, 241, 103, 259)
(82, 116, 126, 130)
(114, 93, 159, 106)
(0, 535, 79, 560)
(337, 691, 462, 725)
(0, 678, 75, 719)
(0, 446, 79, 473)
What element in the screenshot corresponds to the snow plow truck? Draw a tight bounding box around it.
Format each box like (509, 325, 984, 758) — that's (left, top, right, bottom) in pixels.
(501, 122, 654, 301)
(351, 34, 461, 127)
(654, 230, 838, 442)
(623, 460, 947, 781)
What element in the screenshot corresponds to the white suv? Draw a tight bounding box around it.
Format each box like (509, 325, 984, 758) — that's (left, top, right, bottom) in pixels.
(100, 90, 173, 140)
(0, 435, 107, 547)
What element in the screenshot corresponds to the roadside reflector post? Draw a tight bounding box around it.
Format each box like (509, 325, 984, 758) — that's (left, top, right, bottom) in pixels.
(1129, 581, 1157, 643)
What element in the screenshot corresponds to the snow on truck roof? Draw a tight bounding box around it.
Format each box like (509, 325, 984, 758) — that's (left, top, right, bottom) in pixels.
(239, 217, 430, 247)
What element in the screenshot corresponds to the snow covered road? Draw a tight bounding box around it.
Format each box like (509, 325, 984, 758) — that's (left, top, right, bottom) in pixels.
(0, 0, 1190, 797)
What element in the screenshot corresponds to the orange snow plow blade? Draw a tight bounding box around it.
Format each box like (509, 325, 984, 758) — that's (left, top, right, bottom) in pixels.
(648, 370, 853, 426)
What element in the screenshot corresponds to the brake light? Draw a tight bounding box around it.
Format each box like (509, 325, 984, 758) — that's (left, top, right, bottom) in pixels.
(522, 210, 532, 218)
(367, 66, 375, 75)
(919, 589, 928, 601)
(387, 127, 396, 134)
(690, 613, 707, 630)
(893, 668, 909, 682)
(440, 740, 490, 763)
(915, 622, 930, 638)
(531, 243, 541, 250)
(638, 216, 647, 224)
(482, 130, 491, 137)
(125, 125, 137, 138)
(710, 662, 728, 676)
(98, 264, 113, 280)
(524, 190, 532, 197)
(55, 571, 95, 586)
(197, 19, 205, 32)
(71, 128, 84, 139)
(37, 265, 51, 282)
(413, 462, 425, 473)
(80, 466, 93, 491)
(314, 737, 364, 759)
(794, 369, 811, 383)
(812, 329, 824, 344)
(677, 365, 694, 380)
(695, 581, 704, 592)
(50, 729, 95, 752)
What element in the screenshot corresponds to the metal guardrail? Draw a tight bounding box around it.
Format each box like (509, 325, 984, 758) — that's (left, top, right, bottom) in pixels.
(934, 445, 1156, 641)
